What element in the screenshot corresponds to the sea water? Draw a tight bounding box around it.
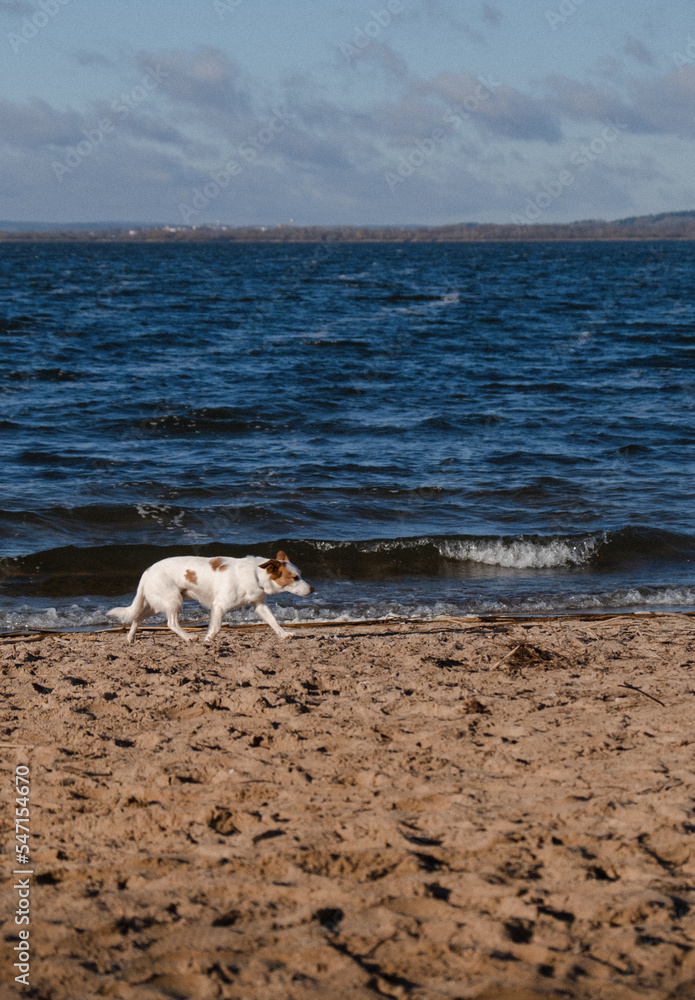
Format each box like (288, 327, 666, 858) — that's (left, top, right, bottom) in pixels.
(1, 240, 694, 629)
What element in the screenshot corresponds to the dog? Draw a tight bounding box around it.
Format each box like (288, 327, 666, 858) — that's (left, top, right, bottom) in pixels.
(107, 551, 314, 643)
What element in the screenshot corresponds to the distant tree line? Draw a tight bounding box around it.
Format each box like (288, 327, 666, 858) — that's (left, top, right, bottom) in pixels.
(3, 211, 695, 242)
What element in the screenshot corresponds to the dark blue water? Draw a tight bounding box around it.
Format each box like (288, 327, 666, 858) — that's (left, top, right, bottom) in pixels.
(1, 240, 695, 630)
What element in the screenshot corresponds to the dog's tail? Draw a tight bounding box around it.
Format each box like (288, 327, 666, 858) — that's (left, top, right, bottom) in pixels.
(106, 604, 136, 623)
(107, 580, 147, 624)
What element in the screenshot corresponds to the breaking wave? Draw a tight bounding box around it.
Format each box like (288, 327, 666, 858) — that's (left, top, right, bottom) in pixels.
(438, 535, 599, 569)
(2, 527, 693, 600)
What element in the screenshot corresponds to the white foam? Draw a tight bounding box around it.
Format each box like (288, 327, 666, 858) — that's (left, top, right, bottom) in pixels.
(0, 604, 115, 632)
(3, 580, 694, 634)
(603, 586, 695, 609)
(439, 535, 599, 569)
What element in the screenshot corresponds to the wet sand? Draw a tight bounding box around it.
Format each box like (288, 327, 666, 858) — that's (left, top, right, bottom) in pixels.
(2, 613, 695, 999)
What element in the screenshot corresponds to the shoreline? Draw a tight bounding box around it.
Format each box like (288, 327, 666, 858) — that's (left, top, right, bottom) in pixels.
(2, 613, 695, 998)
(3, 607, 694, 637)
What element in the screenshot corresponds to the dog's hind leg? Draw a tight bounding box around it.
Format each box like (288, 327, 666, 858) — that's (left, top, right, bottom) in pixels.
(148, 581, 192, 642)
(203, 604, 224, 644)
(165, 606, 191, 642)
(126, 601, 154, 643)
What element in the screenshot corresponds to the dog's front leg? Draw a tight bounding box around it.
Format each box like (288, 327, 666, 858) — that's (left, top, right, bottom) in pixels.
(254, 601, 291, 639)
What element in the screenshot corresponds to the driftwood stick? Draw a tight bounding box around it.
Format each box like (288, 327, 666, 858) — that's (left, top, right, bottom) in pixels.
(619, 682, 665, 707)
(491, 644, 523, 670)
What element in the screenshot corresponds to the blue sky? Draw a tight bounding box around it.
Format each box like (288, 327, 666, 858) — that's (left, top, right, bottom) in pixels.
(1, 0, 694, 226)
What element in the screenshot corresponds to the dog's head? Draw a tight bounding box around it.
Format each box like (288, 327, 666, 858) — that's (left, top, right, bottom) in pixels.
(259, 551, 314, 596)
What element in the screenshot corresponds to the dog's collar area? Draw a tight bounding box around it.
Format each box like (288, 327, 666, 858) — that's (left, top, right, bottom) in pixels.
(256, 564, 275, 593)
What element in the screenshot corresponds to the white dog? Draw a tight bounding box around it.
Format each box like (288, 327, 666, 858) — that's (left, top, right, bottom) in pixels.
(107, 551, 314, 643)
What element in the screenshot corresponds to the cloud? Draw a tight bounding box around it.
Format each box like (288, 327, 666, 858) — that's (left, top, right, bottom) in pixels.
(135, 47, 252, 118)
(353, 91, 446, 144)
(545, 67, 695, 140)
(2, 35, 695, 227)
(630, 66, 695, 139)
(431, 72, 563, 142)
(0, 98, 84, 147)
(73, 49, 116, 69)
(0, 1, 34, 14)
(480, 2, 502, 26)
(623, 35, 654, 67)
(405, 0, 485, 44)
(106, 111, 188, 147)
(342, 40, 412, 82)
(544, 75, 656, 133)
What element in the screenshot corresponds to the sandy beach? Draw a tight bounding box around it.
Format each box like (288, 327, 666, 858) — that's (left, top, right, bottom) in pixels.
(3, 613, 695, 999)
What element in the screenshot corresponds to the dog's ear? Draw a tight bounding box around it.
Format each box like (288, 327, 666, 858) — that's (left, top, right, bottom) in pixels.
(260, 559, 281, 577)
(276, 550, 288, 562)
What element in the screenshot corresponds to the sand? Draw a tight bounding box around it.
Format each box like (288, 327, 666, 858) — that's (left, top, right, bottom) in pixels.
(2, 612, 695, 1000)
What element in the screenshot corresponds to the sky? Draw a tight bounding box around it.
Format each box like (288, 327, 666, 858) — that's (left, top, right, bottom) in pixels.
(1, 0, 695, 227)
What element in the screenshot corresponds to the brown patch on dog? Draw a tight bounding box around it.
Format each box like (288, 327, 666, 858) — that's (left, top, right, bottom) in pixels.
(184, 570, 198, 585)
(260, 559, 296, 586)
(275, 565, 297, 586)
(260, 559, 282, 579)
(209, 558, 227, 572)
(276, 550, 288, 562)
